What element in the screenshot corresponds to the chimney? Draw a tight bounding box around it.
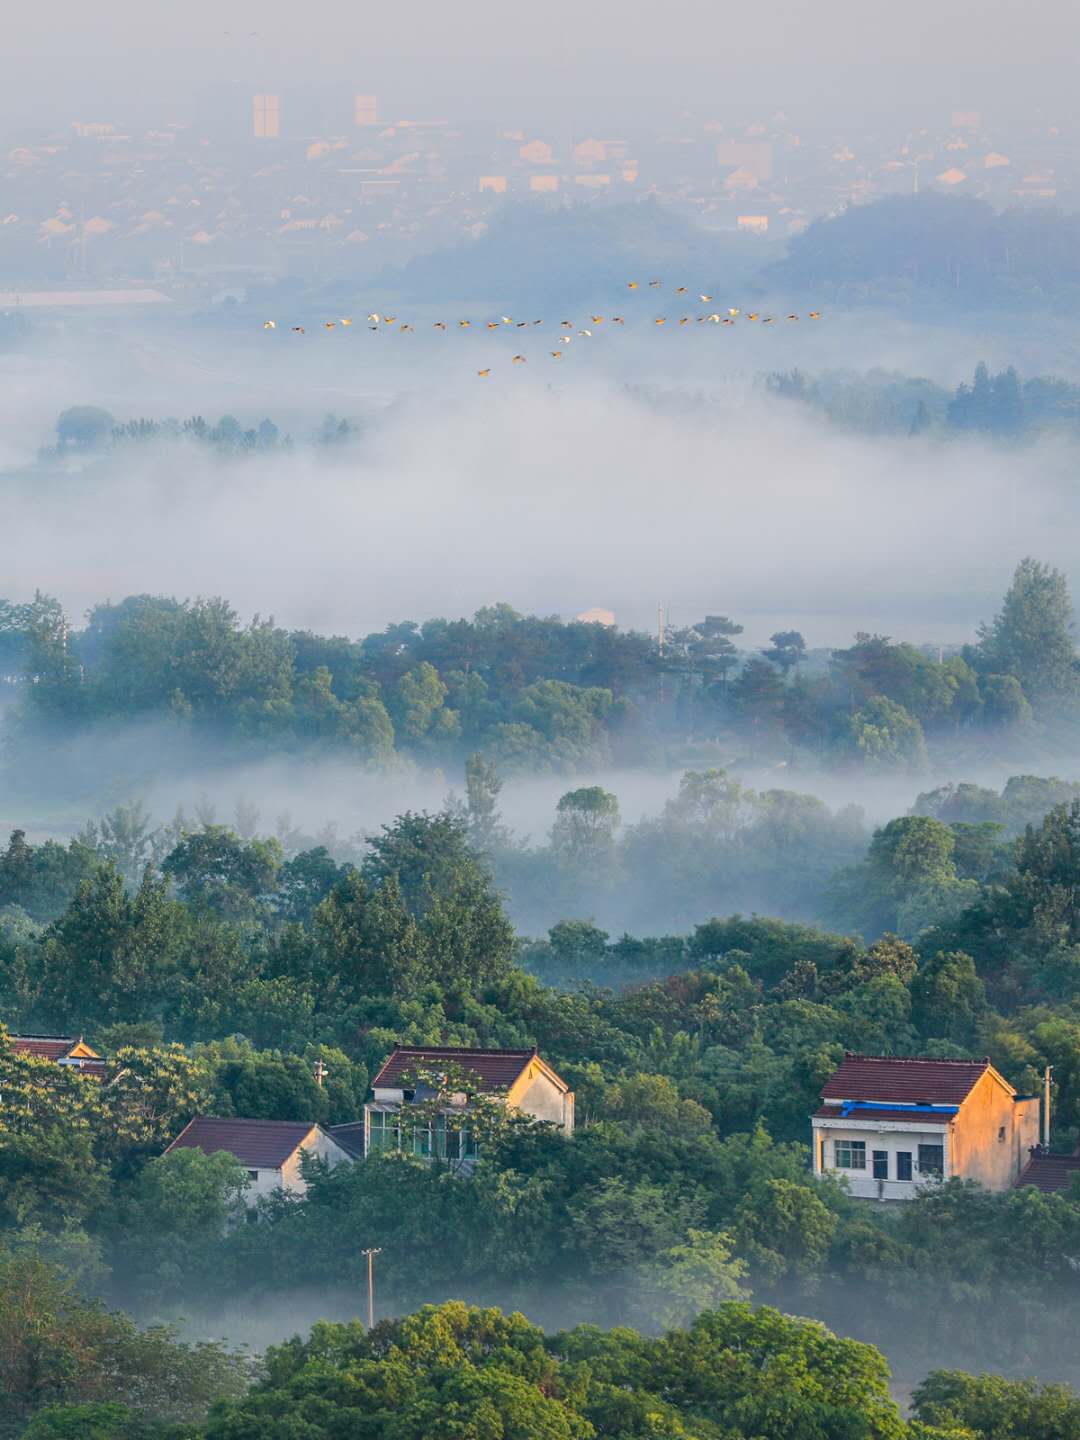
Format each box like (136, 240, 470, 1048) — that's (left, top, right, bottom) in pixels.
(1043, 1065, 1053, 1148)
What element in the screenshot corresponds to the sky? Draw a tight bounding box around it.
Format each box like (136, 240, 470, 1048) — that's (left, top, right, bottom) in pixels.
(3, 0, 1078, 126)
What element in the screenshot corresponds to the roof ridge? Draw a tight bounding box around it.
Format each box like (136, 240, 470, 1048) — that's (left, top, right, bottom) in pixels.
(390, 1045, 536, 1055)
(190, 1115, 320, 1127)
(841, 1052, 989, 1066)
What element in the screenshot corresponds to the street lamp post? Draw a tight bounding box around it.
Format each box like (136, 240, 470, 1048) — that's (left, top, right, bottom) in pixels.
(361, 1247, 382, 1329)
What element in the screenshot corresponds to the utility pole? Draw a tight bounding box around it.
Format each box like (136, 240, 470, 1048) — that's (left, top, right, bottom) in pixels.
(361, 1246, 382, 1329)
(657, 602, 666, 658)
(1043, 1065, 1053, 1149)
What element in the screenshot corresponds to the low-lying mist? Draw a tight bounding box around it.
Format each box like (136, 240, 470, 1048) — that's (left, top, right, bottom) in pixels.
(5, 338, 1080, 646)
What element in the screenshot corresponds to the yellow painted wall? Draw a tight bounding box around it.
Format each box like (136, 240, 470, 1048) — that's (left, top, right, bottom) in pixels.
(951, 1072, 1036, 1189)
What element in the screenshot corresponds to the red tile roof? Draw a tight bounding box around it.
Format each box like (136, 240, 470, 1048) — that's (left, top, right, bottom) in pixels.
(822, 1054, 993, 1106)
(166, 1117, 320, 1168)
(9, 1035, 106, 1076)
(372, 1045, 539, 1093)
(1016, 1151, 1080, 1194)
(813, 1105, 951, 1126)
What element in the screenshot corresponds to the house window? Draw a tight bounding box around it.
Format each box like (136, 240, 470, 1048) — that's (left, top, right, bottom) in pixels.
(998, 1126, 1006, 1142)
(834, 1139, 866, 1170)
(918, 1143, 944, 1178)
(872, 1150, 889, 1180)
(897, 1151, 913, 1181)
(247, 1169, 259, 1181)
(368, 1111, 401, 1154)
(412, 1124, 433, 1158)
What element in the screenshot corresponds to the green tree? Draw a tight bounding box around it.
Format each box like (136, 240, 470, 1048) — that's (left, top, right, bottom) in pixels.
(976, 558, 1077, 706)
(552, 787, 621, 864)
(839, 696, 928, 770)
(162, 828, 283, 918)
(761, 630, 806, 675)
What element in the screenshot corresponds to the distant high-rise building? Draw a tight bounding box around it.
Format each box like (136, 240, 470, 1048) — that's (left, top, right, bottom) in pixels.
(253, 94, 280, 139)
(355, 93, 378, 126)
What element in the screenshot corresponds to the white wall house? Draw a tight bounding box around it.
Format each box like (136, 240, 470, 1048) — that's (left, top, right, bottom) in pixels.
(364, 1044, 574, 1162)
(165, 1116, 353, 1203)
(813, 1053, 1040, 1200)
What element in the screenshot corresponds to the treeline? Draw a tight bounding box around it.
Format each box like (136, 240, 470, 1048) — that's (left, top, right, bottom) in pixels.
(770, 191, 1080, 309)
(10, 1284, 1080, 1440)
(50, 406, 360, 454)
(3, 559, 1077, 785)
(10, 798, 1080, 1376)
(767, 360, 1080, 438)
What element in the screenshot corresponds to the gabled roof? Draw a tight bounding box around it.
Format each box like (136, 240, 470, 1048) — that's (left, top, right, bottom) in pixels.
(822, 1053, 999, 1106)
(10, 1034, 101, 1062)
(165, 1117, 322, 1169)
(1016, 1151, 1080, 1194)
(372, 1045, 549, 1094)
(9, 1035, 106, 1075)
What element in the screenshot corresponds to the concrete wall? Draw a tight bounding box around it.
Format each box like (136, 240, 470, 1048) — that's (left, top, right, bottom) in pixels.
(813, 1120, 950, 1199)
(514, 1069, 574, 1132)
(242, 1165, 288, 1204)
(951, 1074, 1038, 1190)
(242, 1128, 352, 1204)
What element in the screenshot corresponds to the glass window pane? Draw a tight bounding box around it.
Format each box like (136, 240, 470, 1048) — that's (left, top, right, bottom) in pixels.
(872, 1151, 888, 1180)
(834, 1140, 867, 1170)
(918, 1144, 944, 1178)
(897, 1151, 912, 1181)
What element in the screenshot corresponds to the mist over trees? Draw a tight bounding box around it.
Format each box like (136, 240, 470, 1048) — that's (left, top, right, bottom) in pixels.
(2, 560, 1076, 811)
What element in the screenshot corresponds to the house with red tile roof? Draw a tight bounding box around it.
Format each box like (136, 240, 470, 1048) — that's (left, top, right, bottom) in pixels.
(8, 1035, 107, 1078)
(365, 1045, 574, 1162)
(812, 1053, 1040, 1199)
(165, 1117, 353, 1203)
(1016, 1149, 1080, 1194)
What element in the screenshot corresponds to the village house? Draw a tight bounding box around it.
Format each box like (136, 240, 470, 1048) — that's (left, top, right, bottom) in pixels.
(812, 1053, 1041, 1199)
(165, 1117, 352, 1203)
(364, 1044, 574, 1161)
(8, 1034, 107, 1078)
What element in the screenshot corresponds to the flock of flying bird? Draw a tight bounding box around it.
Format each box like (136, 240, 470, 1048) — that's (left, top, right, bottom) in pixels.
(261, 278, 822, 376)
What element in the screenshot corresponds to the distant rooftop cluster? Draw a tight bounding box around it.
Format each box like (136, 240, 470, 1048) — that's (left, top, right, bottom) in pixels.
(0, 97, 1071, 296)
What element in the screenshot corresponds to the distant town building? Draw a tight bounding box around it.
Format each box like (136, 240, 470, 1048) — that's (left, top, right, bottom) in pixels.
(165, 1117, 352, 1203)
(253, 94, 280, 139)
(737, 215, 769, 234)
(530, 175, 558, 193)
(355, 93, 378, 126)
(715, 140, 773, 182)
(575, 607, 616, 626)
(813, 1054, 1040, 1200)
(479, 175, 507, 194)
(519, 139, 554, 165)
